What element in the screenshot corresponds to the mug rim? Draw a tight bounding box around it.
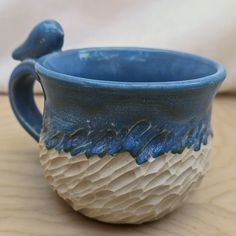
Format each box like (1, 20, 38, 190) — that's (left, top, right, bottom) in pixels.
(35, 47, 226, 91)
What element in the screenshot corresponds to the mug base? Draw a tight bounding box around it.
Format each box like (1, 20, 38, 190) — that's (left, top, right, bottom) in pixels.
(39, 140, 211, 224)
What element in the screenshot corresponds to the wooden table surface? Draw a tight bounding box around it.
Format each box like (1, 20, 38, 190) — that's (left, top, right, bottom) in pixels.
(0, 95, 236, 236)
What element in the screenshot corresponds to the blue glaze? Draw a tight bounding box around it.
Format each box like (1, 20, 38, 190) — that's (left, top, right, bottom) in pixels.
(12, 20, 64, 61)
(9, 20, 226, 164)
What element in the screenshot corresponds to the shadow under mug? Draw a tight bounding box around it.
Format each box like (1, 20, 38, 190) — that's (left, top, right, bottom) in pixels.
(9, 20, 226, 224)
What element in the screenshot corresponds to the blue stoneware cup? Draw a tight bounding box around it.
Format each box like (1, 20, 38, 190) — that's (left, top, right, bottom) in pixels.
(9, 20, 226, 224)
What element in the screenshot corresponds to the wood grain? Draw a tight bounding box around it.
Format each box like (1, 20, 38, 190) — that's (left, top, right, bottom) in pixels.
(0, 95, 236, 236)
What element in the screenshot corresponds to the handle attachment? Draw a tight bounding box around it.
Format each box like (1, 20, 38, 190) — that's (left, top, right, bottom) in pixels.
(9, 20, 64, 142)
(9, 61, 42, 141)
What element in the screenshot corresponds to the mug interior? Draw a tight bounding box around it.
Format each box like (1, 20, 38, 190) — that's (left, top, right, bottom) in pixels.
(38, 48, 218, 83)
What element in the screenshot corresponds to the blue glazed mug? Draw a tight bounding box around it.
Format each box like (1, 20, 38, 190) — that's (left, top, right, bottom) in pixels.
(9, 20, 226, 224)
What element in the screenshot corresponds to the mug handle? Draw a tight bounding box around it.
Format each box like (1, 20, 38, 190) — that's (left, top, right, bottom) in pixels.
(8, 20, 64, 142)
(9, 61, 42, 141)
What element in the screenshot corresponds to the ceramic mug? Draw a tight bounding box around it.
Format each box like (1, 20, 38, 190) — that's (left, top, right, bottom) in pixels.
(9, 20, 226, 224)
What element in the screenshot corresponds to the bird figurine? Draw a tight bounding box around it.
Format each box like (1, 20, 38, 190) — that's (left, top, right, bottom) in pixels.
(12, 20, 64, 61)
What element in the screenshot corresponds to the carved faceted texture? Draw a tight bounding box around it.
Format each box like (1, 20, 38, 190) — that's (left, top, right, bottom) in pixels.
(39, 141, 211, 224)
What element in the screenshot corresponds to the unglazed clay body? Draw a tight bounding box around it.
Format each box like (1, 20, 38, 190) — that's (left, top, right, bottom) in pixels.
(39, 140, 211, 224)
